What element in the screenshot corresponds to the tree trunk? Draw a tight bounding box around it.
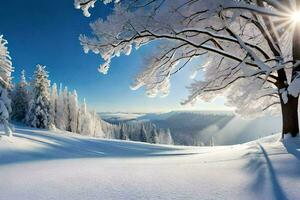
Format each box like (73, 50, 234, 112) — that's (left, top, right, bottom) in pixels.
(280, 95, 299, 138)
(286, 0, 300, 138)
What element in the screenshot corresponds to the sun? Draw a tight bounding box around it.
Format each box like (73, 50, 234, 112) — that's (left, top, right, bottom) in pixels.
(290, 10, 300, 23)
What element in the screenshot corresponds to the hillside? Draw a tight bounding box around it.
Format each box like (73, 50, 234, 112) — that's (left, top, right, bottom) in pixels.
(99, 111, 282, 145)
(0, 125, 299, 199)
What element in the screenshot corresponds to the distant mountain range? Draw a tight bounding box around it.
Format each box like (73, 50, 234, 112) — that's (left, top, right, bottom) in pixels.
(99, 111, 282, 146)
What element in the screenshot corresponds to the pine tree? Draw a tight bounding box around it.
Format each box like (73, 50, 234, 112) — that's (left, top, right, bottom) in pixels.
(56, 84, 66, 130)
(11, 70, 29, 122)
(80, 98, 93, 135)
(62, 87, 70, 131)
(68, 90, 79, 133)
(139, 125, 147, 142)
(76, 107, 81, 133)
(26, 65, 51, 128)
(93, 117, 104, 138)
(119, 124, 128, 140)
(50, 83, 58, 128)
(149, 127, 159, 144)
(158, 128, 173, 145)
(165, 128, 173, 145)
(0, 35, 13, 136)
(91, 109, 97, 137)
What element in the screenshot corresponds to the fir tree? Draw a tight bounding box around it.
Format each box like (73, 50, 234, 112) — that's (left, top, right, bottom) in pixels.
(62, 87, 70, 131)
(149, 127, 159, 144)
(56, 84, 67, 130)
(119, 124, 128, 140)
(0, 35, 13, 136)
(50, 83, 58, 128)
(158, 128, 173, 145)
(80, 98, 93, 135)
(165, 128, 173, 145)
(11, 70, 29, 122)
(26, 64, 51, 128)
(68, 90, 79, 133)
(139, 125, 147, 142)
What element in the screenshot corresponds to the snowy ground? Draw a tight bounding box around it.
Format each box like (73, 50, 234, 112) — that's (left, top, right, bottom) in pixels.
(0, 125, 299, 200)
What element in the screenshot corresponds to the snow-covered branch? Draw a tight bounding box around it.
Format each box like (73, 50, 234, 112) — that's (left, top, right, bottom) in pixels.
(75, 0, 300, 117)
(74, 0, 120, 17)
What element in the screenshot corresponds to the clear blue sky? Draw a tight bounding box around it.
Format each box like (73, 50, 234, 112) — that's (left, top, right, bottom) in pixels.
(0, 0, 232, 113)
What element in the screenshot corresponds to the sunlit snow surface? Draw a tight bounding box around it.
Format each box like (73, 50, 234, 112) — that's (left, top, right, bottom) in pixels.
(0, 125, 299, 200)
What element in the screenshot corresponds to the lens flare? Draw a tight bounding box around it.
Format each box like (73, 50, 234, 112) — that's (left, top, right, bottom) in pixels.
(290, 11, 300, 23)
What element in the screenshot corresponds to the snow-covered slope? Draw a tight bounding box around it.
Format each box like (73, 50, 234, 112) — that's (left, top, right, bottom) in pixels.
(0, 126, 299, 200)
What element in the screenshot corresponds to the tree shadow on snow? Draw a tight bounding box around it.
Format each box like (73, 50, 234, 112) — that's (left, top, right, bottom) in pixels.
(244, 143, 288, 200)
(0, 126, 198, 166)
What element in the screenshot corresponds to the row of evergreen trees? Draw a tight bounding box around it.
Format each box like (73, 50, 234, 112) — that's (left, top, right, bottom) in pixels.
(11, 65, 104, 136)
(10, 65, 173, 144)
(117, 122, 173, 144)
(1, 36, 172, 144)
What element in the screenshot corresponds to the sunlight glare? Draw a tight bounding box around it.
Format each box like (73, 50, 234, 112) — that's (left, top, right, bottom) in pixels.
(291, 10, 300, 23)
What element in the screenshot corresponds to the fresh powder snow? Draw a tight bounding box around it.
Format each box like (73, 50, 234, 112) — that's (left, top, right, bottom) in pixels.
(0, 125, 299, 200)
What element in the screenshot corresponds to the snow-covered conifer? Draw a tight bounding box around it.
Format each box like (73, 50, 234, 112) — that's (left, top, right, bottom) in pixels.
(11, 70, 29, 122)
(93, 119, 104, 138)
(119, 124, 128, 140)
(165, 128, 173, 145)
(62, 87, 70, 131)
(76, 106, 81, 133)
(0, 35, 13, 136)
(90, 109, 98, 137)
(68, 90, 79, 133)
(149, 128, 159, 144)
(56, 84, 67, 130)
(158, 128, 173, 145)
(80, 98, 93, 135)
(50, 83, 58, 128)
(26, 65, 51, 128)
(139, 125, 147, 142)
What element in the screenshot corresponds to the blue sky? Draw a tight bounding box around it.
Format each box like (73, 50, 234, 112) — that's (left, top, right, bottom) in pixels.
(0, 0, 232, 113)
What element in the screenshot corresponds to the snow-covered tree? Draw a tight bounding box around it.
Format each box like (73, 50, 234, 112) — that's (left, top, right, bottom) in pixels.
(11, 70, 29, 122)
(119, 123, 128, 140)
(76, 106, 82, 133)
(55, 84, 67, 130)
(68, 90, 79, 133)
(50, 83, 58, 128)
(91, 110, 102, 136)
(159, 128, 173, 145)
(99, 118, 119, 139)
(93, 116, 105, 138)
(165, 128, 173, 145)
(139, 125, 147, 142)
(62, 87, 70, 131)
(26, 65, 51, 128)
(0, 35, 13, 136)
(149, 128, 159, 144)
(80, 98, 93, 135)
(75, 0, 300, 138)
(6, 66, 110, 139)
